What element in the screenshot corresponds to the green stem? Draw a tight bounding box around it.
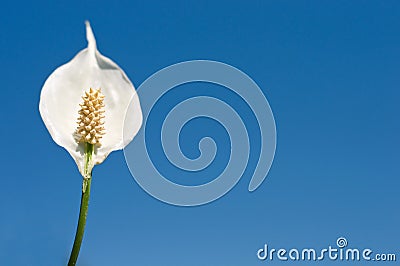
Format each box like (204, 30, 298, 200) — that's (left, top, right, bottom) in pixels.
(68, 143, 94, 266)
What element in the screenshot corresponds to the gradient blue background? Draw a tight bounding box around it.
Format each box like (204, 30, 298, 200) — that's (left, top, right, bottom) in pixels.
(0, 1, 399, 265)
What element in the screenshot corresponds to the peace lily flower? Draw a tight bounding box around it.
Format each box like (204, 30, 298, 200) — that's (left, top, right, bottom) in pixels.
(40, 21, 142, 176)
(39, 21, 142, 265)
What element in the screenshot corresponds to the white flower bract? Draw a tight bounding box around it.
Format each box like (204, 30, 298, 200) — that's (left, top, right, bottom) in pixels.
(39, 21, 142, 176)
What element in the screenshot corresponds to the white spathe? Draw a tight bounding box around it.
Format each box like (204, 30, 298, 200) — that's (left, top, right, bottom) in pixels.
(39, 21, 142, 176)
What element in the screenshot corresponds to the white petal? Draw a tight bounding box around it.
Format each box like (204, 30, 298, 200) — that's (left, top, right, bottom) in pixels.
(39, 21, 142, 175)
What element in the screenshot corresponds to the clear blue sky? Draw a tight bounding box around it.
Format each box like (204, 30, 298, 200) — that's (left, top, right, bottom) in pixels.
(0, 1, 399, 265)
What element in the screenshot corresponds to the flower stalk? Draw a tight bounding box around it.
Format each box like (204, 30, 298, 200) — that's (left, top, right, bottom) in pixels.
(68, 142, 94, 266)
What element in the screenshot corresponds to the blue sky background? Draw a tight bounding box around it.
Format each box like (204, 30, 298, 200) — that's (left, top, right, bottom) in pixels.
(0, 0, 399, 265)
